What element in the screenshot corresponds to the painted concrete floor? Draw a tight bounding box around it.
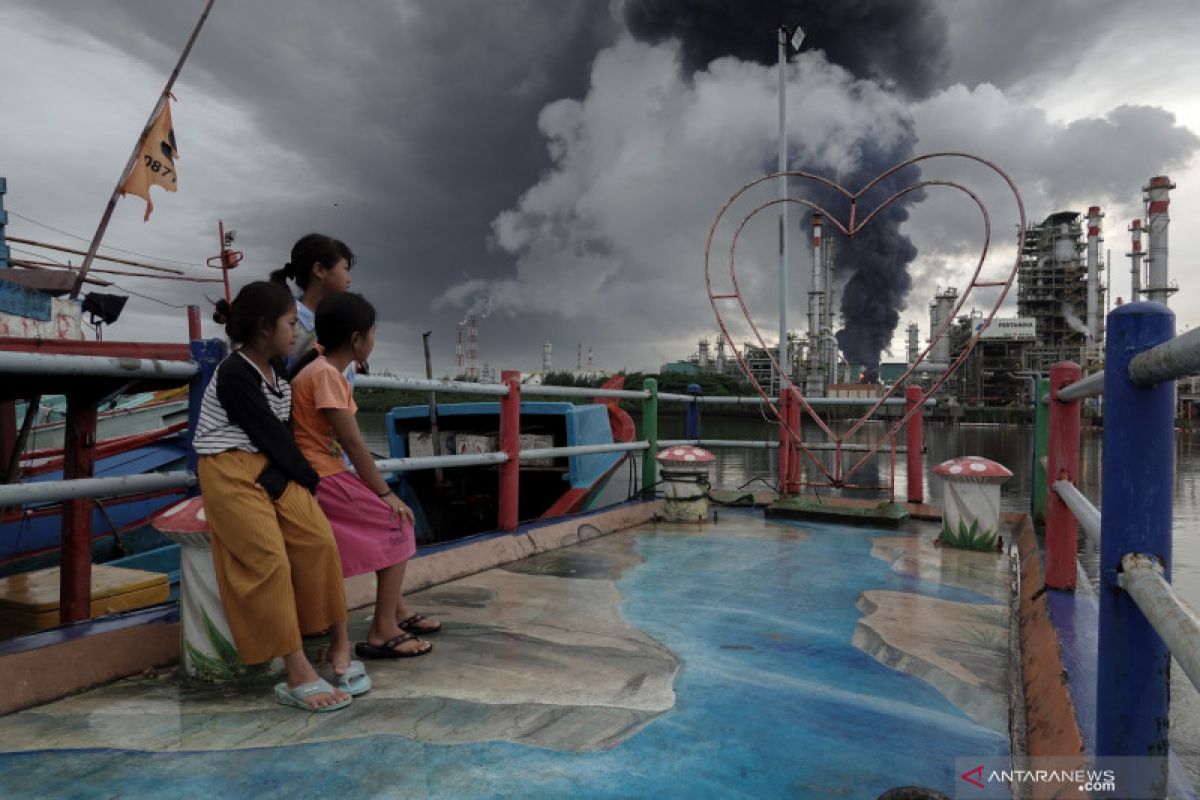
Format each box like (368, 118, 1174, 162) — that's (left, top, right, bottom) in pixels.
(0, 510, 1012, 799)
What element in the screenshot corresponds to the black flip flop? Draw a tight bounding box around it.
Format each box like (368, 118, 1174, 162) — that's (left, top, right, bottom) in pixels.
(354, 633, 432, 659)
(398, 613, 442, 635)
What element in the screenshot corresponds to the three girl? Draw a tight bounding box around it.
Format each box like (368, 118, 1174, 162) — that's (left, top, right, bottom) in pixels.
(290, 292, 439, 658)
(194, 281, 361, 712)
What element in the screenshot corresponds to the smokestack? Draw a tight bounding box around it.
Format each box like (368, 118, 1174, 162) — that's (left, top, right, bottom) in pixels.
(806, 212, 824, 396)
(716, 335, 726, 374)
(698, 337, 710, 370)
(929, 287, 956, 363)
(906, 322, 919, 364)
(576, 343, 582, 371)
(1128, 219, 1143, 301)
(543, 341, 553, 373)
(466, 314, 479, 381)
(1086, 205, 1103, 343)
(455, 323, 464, 373)
(1144, 175, 1177, 306)
(824, 235, 836, 381)
(588, 346, 593, 370)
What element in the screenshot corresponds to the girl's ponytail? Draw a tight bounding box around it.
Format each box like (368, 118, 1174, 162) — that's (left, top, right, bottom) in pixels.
(269, 262, 296, 286)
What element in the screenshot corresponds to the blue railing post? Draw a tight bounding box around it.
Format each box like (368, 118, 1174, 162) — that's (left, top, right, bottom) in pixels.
(685, 383, 701, 439)
(186, 336, 226, 492)
(1097, 302, 1175, 783)
(641, 378, 658, 495)
(0, 176, 9, 269)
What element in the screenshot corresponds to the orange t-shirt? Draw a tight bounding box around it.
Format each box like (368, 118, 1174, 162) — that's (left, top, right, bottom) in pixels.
(290, 355, 357, 478)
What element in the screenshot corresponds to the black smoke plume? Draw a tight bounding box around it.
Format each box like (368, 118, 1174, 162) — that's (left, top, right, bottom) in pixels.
(623, 0, 949, 99)
(624, 0, 949, 381)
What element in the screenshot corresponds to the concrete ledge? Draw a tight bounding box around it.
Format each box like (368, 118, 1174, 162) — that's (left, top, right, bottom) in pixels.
(344, 501, 662, 609)
(0, 501, 661, 716)
(1009, 510, 1088, 799)
(0, 622, 178, 716)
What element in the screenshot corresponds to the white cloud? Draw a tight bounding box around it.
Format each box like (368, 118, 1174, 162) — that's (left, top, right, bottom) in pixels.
(439, 37, 915, 371)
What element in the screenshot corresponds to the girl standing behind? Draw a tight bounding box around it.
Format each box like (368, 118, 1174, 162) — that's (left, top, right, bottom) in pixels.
(194, 281, 361, 712)
(291, 292, 440, 659)
(270, 233, 354, 371)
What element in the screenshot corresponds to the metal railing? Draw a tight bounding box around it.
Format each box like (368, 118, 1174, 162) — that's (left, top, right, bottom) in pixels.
(1039, 301, 1200, 784)
(2, 338, 931, 636)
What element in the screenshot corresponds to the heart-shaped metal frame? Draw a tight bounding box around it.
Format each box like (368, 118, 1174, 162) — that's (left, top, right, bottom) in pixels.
(704, 152, 1027, 487)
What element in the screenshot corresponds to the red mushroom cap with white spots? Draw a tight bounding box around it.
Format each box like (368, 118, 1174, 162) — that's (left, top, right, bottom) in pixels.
(933, 456, 1012, 483)
(151, 495, 211, 547)
(656, 446, 715, 464)
(153, 495, 206, 532)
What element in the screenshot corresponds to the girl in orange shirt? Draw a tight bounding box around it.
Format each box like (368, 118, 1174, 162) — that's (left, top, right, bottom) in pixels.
(290, 292, 439, 658)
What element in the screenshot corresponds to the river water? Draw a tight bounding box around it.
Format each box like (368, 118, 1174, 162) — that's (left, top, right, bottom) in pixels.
(360, 413, 1199, 782)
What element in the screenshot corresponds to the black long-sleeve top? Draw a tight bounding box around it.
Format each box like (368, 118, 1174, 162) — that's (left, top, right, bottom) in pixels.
(192, 351, 319, 498)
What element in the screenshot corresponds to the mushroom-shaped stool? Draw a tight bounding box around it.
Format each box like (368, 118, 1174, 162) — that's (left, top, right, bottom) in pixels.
(152, 496, 282, 681)
(933, 456, 1013, 551)
(656, 446, 715, 522)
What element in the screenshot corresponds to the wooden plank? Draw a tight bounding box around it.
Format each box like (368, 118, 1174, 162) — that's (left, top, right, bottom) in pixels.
(0, 268, 77, 294)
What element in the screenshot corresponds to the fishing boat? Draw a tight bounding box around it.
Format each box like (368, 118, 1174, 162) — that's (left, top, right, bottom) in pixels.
(385, 387, 636, 545)
(21, 390, 188, 454)
(0, 424, 188, 577)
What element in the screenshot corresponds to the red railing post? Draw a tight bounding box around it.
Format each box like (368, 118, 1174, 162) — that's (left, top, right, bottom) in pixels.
(905, 385, 924, 503)
(778, 388, 792, 496)
(187, 305, 201, 341)
(786, 386, 802, 494)
(60, 394, 98, 623)
(498, 370, 521, 531)
(1046, 361, 1082, 590)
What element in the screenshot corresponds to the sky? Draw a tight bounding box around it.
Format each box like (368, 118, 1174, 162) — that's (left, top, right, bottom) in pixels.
(2, 0, 1199, 379)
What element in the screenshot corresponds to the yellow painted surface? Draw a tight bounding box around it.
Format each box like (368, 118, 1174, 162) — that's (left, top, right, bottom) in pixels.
(0, 565, 168, 636)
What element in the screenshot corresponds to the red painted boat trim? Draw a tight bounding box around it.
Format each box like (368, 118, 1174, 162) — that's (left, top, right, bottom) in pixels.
(0, 338, 190, 361)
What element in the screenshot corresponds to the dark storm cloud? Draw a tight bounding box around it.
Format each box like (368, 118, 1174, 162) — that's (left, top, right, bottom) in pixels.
(623, 0, 950, 98)
(624, 0, 946, 377)
(12, 0, 618, 367)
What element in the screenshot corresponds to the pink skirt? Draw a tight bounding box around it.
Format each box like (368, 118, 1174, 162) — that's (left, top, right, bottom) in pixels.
(315, 471, 416, 578)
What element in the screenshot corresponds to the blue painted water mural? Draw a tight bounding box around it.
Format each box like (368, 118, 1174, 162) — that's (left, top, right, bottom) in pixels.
(0, 516, 1008, 799)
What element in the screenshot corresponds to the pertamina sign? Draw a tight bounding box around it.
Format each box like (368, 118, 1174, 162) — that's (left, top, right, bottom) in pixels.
(975, 317, 1036, 340)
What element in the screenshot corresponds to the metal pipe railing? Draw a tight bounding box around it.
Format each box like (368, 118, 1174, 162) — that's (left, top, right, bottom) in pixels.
(372, 452, 509, 473)
(0, 471, 195, 506)
(0, 351, 197, 381)
(1129, 325, 1200, 386)
(1052, 479, 1101, 546)
(520, 442, 648, 460)
(353, 374, 511, 396)
(353, 377, 937, 408)
(523, 385, 648, 400)
(1119, 554, 1200, 694)
(659, 439, 778, 449)
(1056, 371, 1104, 401)
(657, 439, 905, 453)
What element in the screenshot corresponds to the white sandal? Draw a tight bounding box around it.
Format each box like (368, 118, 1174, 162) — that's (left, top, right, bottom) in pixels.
(273, 678, 351, 712)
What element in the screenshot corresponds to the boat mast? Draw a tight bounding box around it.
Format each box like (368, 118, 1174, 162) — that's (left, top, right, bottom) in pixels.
(71, 0, 216, 298)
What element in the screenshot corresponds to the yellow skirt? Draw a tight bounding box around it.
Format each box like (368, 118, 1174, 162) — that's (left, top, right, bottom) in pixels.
(198, 451, 346, 664)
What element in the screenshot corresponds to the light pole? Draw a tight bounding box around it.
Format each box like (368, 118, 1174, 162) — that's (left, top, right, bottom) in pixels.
(777, 24, 805, 391)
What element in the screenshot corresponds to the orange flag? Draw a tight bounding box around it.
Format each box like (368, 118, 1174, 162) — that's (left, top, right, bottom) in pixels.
(121, 98, 179, 221)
